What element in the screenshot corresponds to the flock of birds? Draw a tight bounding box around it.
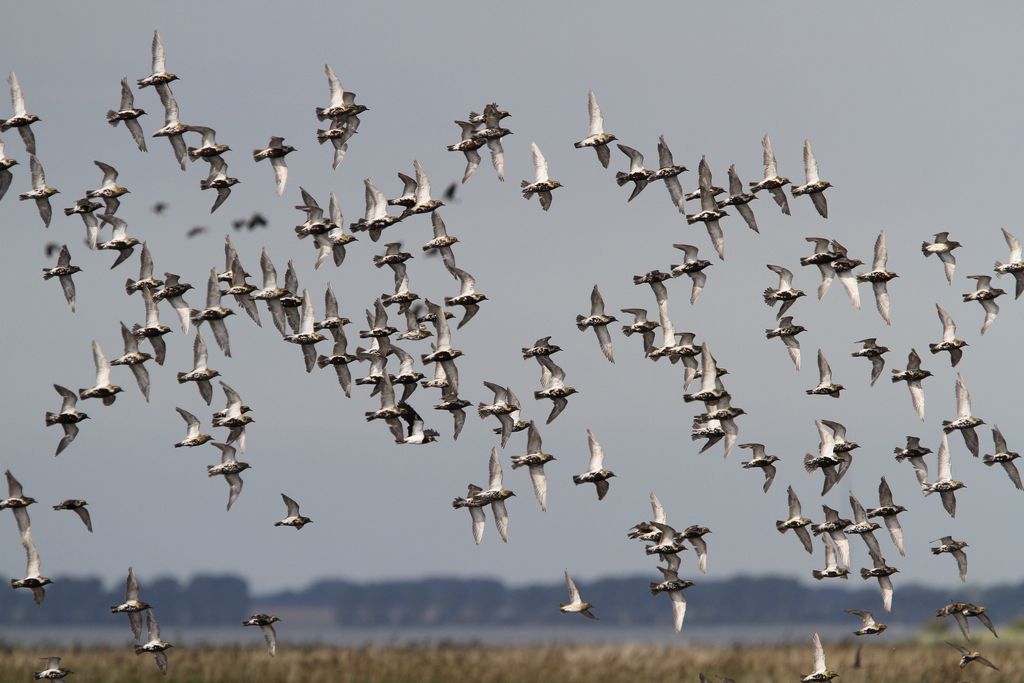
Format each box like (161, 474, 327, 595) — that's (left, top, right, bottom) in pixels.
(0, 28, 1017, 682)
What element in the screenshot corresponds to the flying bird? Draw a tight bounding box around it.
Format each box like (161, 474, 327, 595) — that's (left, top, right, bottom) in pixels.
(573, 90, 616, 168)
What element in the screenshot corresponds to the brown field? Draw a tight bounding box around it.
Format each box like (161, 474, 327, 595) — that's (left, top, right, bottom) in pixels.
(0, 641, 1017, 682)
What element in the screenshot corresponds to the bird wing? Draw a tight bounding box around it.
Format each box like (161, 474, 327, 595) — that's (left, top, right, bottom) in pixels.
(587, 90, 604, 136)
(531, 143, 549, 183)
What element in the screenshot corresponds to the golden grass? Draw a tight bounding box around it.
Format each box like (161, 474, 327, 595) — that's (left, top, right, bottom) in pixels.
(0, 642, 1016, 682)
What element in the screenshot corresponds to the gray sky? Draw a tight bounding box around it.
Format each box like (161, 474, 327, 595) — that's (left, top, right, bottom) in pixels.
(3, 2, 1024, 595)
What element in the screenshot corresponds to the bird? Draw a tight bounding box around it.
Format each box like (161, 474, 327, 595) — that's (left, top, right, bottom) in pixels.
(791, 140, 832, 218)
(177, 330, 220, 404)
(681, 524, 712, 574)
(447, 120, 484, 183)
(423, 211, 459, 274)
(936, 601, 999, 641)
(670, 244, 712, 304)
(471, 103, 511, 181)
(45, 385, 88, 456)
(576, 285, 616, 363)
(353, 179, 403, 242)
(574, 90, 616, 168)
(78, 340, 122, 405)
(829, 240, 862, 309)
(649, 566, 693, 632)
(211, 382, 254, 451)
(85, 160, 130, 217)
(573, 430, 616, 501)
(134, 608, 173, 674)
(800, 237, 837, 300)
(509, 422, 555, 511)
(151, 83, 188, 170)
(444, 267, 486, 329)
(739, 443, 780, 493)
(478, 382, 519, 448)
(399, 160, 443, 218)
(18, 155, 58, 227)
(776, 486, 814, 554)
(10, 522, 51, 604)
(885, 348, 929, 422)
(614, 144, 653, 201)
(811, 533, 849, 581)
(96, 213, 141, 269)
(137, 31, 178, 88)
(132, 288, 172, 365)
(929, 304, 967, 367)
(866, 478, 906, 557)
(962, 274, 1005, 335)
(533, 355, 576, 424)
(946, 642, 999, 671)
(801, 632, 838, 682)
(41, 245, 80, 313)
(627, 492, 669, 543)
(154, 272, 194, 334)
(199, 156, 239, 213)
(191, 268, 235, 357)
(652, 135, 687, 213)
(174, 407, 212, 448)
(107, 78, 147, 151)
(559, 570, 597, 619)
(921, 430, 966, 516)
(52, 499, 91, 533)
(804, 420, 846, 496)
(806, 349, 844, 398)
(717, 165, 758, 232)
(982, 425, 1023, 490)
(125, 242, 163, 295)
(250, 248, 290, 335)
(749, 134, 790, 214)
(275, 493, 312, 529)
(521, 143, 562, 210)
(283, 289, 327, 372)
(451, 449, 515, 544)
(33, 656, 73, 680)
(856, 230, 898, 325)
(763, 264, 806, 319)
(207, 442, 249, 511)
(110, 567, 150, 640)
(110, 322, 152, 400)
(0, 136, 15, 201)
(859, 554, 898, 612)
(994, 227, 1024, 298)
(3, 72, 39, 155)
(921, 232, 960, 284)
(242, 614, 280, 656)
(931, 533, 969, 582)
(845, 609, 886, 636)
(851, 338, 888, 386)
(765, 316, 805, 370)
(316, 64, 368, 126)
(620, 308, 659, 355)
(252, 136, 294, 196)
(811, 506, 853, 568)
(942, 373, 984, 457)
(185, 124, 230, 160)
(685, 157, 729, 260)
(894, 436, 932, 488)
(847, 491, 884, 560)
(313, 193, 357, 270)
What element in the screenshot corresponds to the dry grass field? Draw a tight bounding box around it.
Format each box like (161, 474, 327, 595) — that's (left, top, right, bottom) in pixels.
(0, 641, 1017, 683)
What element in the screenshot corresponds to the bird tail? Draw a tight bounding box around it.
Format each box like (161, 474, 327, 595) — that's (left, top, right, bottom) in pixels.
(187, 147, 200, 160)
(811, 570, 825, 580)
(571, 474, 584, 485)
(573, 141, 585, 149)
(930, 546, 942, 555)
(200, 179, 214, 190)
(125, 279, 137, 295)
(575, 315, 587, 331)
(927, 343, 941, 354)
(315, 107, 328, 121)
(762, 288, 777, 306)
(133, 646, 146, 655)
(451, 497, 467, 509)
(315, 129, 329, 144)
(682, 394, 696, 403)
(176, 372, 188, 384)
(316, 355, 330, 369)
(621, 326, 634, 337)
(252, 149, 263, 161)
(42, 268, 54, 280)
(803, 454, 818, 473)
(995, 261, 1004, 270)
(106, 111, 120, 126)
(921, 242, 931, 256)
(982, 455, 996, 466)
(45, 411, 57, 426)
(775, 520, 787, 533)
(615, 172, 628, 187)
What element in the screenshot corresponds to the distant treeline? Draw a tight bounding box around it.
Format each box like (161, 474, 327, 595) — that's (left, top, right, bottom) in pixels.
(0, 572, 1015, 626)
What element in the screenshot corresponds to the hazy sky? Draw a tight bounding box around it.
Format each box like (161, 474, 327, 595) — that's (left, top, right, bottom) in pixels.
(2, 2, 1024, 597)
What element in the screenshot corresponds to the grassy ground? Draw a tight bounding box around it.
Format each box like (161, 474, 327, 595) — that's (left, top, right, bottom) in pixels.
(0, 642, 1016, 683)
